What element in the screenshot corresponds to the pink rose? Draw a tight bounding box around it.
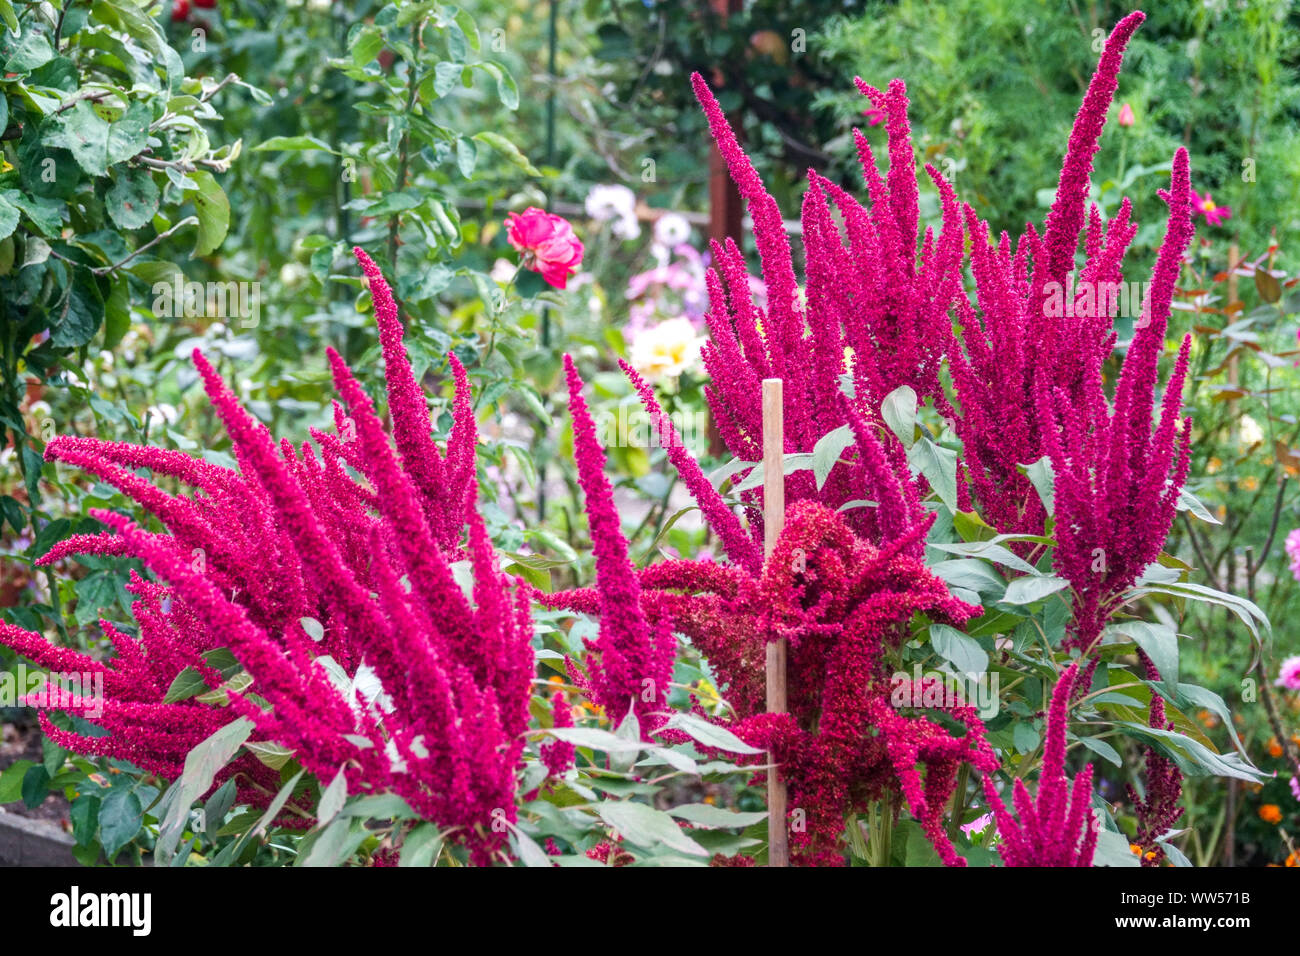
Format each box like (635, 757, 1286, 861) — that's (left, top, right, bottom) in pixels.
(1117, 103, 1135, 127)
(505, 207, 584, 289)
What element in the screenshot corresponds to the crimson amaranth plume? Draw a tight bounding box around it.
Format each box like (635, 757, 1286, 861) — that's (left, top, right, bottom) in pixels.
(0, 249, 533, 864)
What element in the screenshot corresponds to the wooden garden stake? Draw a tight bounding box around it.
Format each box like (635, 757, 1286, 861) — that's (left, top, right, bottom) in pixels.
(762, 377, 790, 867)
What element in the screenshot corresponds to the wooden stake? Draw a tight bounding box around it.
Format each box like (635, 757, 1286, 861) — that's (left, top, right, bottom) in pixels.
(762, 378, 789, 867)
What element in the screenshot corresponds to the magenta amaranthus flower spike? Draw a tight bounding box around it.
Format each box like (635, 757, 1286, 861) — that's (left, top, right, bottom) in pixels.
(1127, 656, 1185, 866)
(946, 12, 1148, 540)
(982, 662, 1098, 867)
(1041, 148, 1195, 648)
(561, 355, 677, 734)
(623, 72, 944, 560)
(0, 250, 534, 864)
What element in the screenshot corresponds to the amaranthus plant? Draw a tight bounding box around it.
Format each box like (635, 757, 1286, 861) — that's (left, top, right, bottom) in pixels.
(1, 250, 533, 865)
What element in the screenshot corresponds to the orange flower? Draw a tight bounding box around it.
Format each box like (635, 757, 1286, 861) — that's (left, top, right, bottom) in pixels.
(1129, 843, 1142, 855)
(1259, 804, 1283, 825)
(1269, 738, 1284, 758)
(1197, 709, 1220, 729)
(1286, 852, 1298, 868)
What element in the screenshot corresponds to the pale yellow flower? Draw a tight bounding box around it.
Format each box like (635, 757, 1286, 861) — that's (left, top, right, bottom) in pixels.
(630, 317, 705, 380)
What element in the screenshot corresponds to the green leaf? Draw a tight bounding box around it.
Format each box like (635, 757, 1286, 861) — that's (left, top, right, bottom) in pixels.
(547, 727, 646, 754)
(244, 740, 295, 770)
(105, 168, 160, 230)
(478, 62, 519, 110)
(70, 794, 100, 846)
(203, 780, 237, 842)
(1104, 621, 1178, 695)
(5, 31, 55, 73)
(881, 385, 917, 448)
(11, 192, 64, 236)
(1076, 735, 1122, 767)
(105, 101, 151, 166)
(157, 717, 254, 861)
(1001, 574, 1069, 606)
(316, 768, 348, 827)
(473, 131, 541, 176)
(730, 452, 814, 494)
(1114, 722, 1266, 782)
(1175, 486, 1221, 525)
(1093, 827, 1141, 867)
(511, 828, 553, 867)
(929, 623, 988, 675)
(44, 100, 111, 176)
(907, 437, 958, 512)
(299, 816, 368, 867)
(1127, 580, 1269, 645)
(49, 278, 103, 348)
(21, 764, 50, 809)
(661, 713, 763, 754)
(187, 170, 230, 256)
(597, 800, 708, 857)
(927, 539, 1039, 575)
(229, 768, 306, 856)
(399, 823, 443, 867)
(73, 571, 119, 625)
(667, 804, 768, 828)
(455, 136, 477, 178)
(0, 495, 25, 534)
(1020, 457, 1055, 517)
(164, 668, 207, 704)
(338, 794, 416, 820)
(1012, 721, 1040, 753)
(252, 135, 339, 154)
(0, 760, 34, 803)
(930, 559, 1007, 599)
(0, 192, 18, 240)
(99, 787, 143, 860)
(809, 424, 855, 491)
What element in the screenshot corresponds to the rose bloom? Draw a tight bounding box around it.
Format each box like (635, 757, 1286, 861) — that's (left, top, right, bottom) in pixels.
(505, 208, 584, 289)
(630, 317, 705, 381)
(1276, 655, 1300, 692)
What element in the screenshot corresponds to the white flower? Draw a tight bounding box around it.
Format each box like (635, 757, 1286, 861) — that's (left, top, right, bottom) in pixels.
(490, 258, 516, 283)
(611, 213, 641, 241)
(585, 184, 637, 223)
(1239, 415, 1263, 446)
(145, 404, 179, 429)
(279, 262, 309, 286)
(630, 317, 705, 381)
(653, 213, 691, 248)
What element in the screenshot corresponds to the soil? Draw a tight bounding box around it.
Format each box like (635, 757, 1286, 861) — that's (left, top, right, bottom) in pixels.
(0, 720, 72, 833)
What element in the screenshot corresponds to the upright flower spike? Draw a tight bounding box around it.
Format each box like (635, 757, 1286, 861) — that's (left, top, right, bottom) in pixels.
(946, 12, 1148, 543)
(656, 72, 956, 557)
(982, 663, 1098, 867)
(1044, 148, 1195, 648)
(1127, 656, 1185, 866)
(1, 250, 535, 865)
(562, 355, 676, 733)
